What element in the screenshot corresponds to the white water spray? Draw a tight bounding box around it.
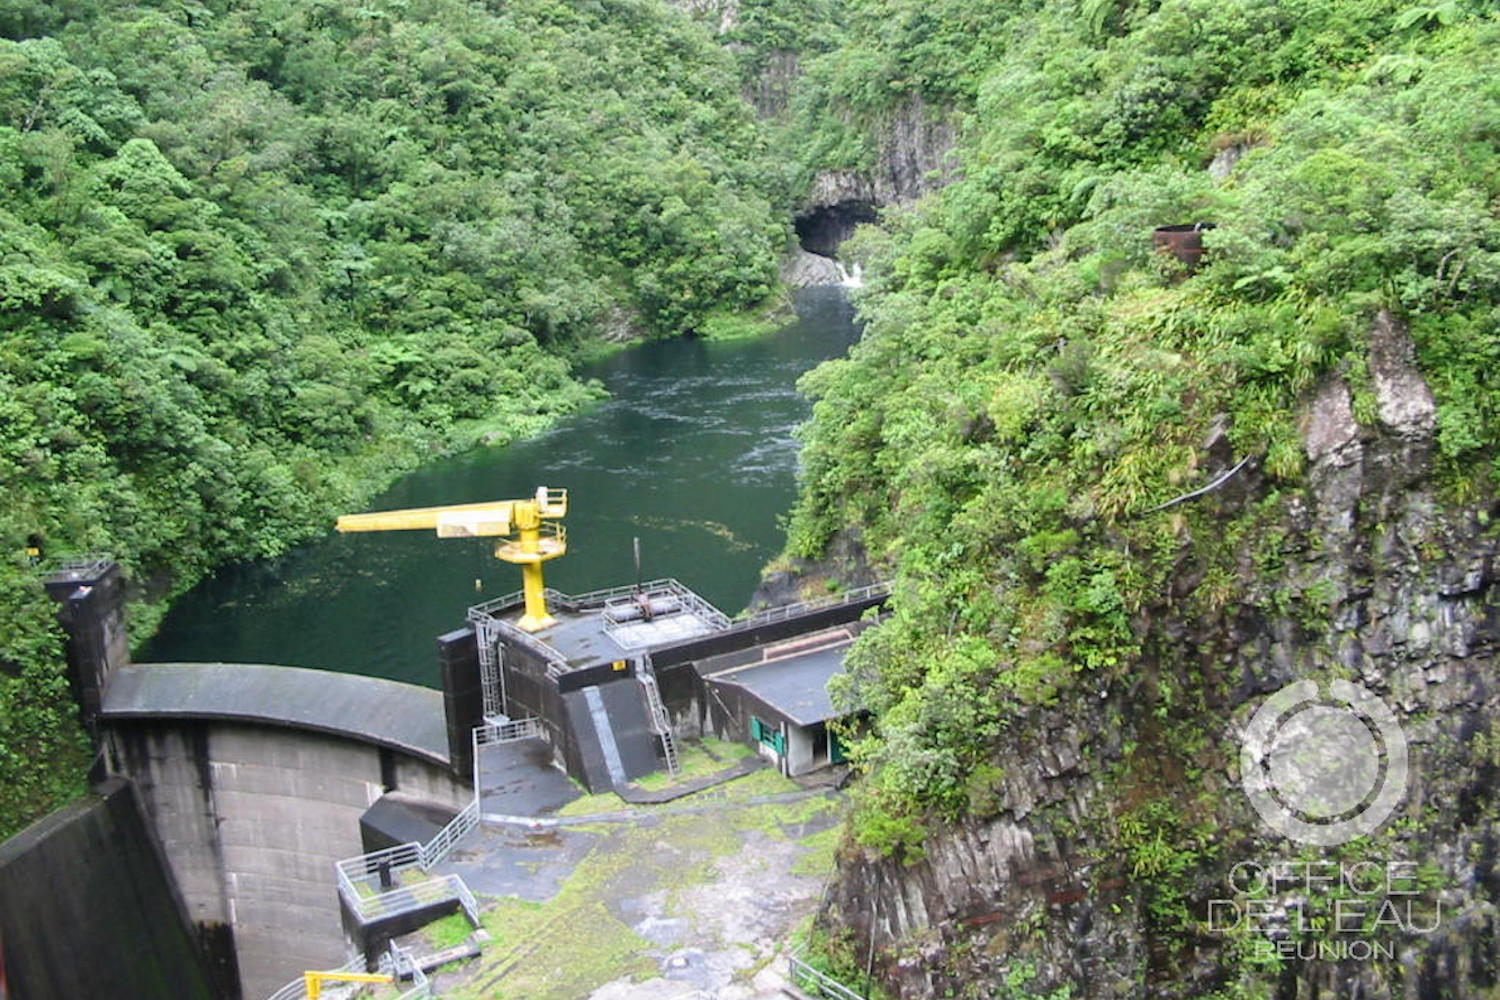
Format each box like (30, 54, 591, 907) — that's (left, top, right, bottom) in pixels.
(835, 260, 864, 288)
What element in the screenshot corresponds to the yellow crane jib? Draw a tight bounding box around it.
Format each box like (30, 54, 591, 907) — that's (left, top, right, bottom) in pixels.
(337, 486, 568, 632)
(303, 969, 394, 1000)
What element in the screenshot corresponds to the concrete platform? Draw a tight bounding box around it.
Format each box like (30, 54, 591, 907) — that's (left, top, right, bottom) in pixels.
(476, 737, 582, 819)
(444, 737, 593, 900)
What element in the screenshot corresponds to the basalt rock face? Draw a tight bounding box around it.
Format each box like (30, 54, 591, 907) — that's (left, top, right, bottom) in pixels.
(792, 95, 959, 275)
(820, 311, 1500, 998)
(780, 247, 844, 289)
(752, 526, 880, 610)
(806, 95, 960, 211)
(745, 50, 802, 119)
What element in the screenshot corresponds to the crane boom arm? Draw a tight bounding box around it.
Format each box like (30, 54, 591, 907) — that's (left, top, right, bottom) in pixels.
(335, 486, 568, 633)
(336, 499, 517, 536)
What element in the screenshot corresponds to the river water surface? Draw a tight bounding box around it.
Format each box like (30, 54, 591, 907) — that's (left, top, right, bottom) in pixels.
(141, 287, 860, 688)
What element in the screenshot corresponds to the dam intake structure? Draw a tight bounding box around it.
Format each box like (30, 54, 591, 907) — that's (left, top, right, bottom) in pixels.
(6, 556, 888, 999)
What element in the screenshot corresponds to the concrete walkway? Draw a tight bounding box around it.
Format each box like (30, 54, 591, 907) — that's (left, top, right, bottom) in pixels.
(423, 739, 845, 1000)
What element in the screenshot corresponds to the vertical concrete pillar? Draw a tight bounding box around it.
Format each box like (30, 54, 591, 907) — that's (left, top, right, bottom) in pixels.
(42, 558, 129, 735)
(437, 627, 481, 779)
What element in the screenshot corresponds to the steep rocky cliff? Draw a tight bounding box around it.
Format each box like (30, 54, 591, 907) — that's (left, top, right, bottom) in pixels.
(793, 95, 959, 269)
(674, 0, 961, 268)
(817, 313, 1500, 998)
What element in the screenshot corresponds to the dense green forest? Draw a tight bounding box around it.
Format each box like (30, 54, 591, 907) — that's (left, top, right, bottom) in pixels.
(0, 0, 800, 837)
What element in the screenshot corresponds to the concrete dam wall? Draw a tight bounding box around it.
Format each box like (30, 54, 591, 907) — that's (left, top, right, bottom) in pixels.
(101, 664, 471, 1000)
(0, 779, 217, 1000)
(12, 560, 477, 1000)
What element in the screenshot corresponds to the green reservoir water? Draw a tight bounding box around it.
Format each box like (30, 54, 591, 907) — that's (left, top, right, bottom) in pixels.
(140, 287, 860, 688)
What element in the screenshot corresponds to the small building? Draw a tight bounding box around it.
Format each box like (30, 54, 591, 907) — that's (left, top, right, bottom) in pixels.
(699, 626, 866, 776)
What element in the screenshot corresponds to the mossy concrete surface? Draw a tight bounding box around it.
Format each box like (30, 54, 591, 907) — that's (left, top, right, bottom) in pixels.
(427, 747, 845, 999)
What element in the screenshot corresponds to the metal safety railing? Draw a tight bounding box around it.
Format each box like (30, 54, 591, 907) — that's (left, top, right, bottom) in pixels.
(787, 952, 868, 1000)
(335, 717, 544, 930)
(471, 612, 508, 721)
(35, 552, 115, 580)
(381, 942, 431, 1000)
(473, 578, 888, 627)
(336, 843, 480, 927)
(271, 720, 548, 1000)
(419, 799, 477, 868)
(731, 581, 891, 630)
(635, 662, 679, 776)
(599, 582, 733, 648)
(470, 579, 736, 678)
(263, 941, 432, 1000)
(494, 520, 566, 555)
(475, 716, 543, 747)
(469, 597, 570, 678)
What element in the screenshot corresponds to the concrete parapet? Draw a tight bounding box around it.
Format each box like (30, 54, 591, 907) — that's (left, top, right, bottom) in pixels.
(104, 662, 452, 767)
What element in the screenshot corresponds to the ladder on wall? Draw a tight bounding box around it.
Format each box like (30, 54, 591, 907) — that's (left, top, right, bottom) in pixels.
(473, 614, 507, 724)
(636, 660, 679, 777)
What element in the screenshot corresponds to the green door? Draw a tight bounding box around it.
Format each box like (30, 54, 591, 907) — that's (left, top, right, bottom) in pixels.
(829, 727, 847, 764)
(751, 716, 785, 754)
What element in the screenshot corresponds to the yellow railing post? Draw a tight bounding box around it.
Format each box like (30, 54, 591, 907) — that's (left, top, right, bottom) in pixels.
(304, 969, 394, 999)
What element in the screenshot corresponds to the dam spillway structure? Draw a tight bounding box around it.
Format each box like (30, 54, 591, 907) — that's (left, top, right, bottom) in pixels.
(8, 506, 889, 998)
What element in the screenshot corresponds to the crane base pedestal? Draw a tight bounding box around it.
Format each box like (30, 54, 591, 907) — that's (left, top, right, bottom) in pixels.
(515, 613, 557, 633)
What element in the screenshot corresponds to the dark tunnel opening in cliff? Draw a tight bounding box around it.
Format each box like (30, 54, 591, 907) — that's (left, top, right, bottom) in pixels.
(795, 200, 880, 258)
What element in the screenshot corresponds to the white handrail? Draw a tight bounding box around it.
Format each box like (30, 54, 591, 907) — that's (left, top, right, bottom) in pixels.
(334, 717, 545, 926)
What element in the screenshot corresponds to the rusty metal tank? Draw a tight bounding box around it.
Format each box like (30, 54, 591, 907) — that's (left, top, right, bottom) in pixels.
(1153, 223, 1215, 274)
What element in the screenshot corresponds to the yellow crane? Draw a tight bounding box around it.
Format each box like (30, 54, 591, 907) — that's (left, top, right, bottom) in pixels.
(337, 486, 568, 632)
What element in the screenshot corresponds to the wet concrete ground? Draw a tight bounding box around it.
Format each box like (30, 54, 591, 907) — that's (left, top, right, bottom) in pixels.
(422, 739, 844, 1000)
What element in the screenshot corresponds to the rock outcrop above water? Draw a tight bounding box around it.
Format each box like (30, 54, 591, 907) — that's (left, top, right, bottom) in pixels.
(780, 248, 844, 289)
(819, 310, 1500, 998)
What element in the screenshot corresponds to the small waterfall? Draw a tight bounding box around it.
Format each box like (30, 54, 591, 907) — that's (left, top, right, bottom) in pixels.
(836, 260, 864, 288)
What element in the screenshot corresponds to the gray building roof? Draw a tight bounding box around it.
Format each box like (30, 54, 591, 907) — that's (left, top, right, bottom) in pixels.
(103, 662, 450, 766)
(705, 633, 853, 727)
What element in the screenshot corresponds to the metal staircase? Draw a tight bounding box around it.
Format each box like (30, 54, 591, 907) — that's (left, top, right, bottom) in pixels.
(636, 659, 679, 777)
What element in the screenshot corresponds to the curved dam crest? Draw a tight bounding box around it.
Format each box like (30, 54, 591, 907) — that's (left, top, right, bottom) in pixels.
(103, 662, 452, 766)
